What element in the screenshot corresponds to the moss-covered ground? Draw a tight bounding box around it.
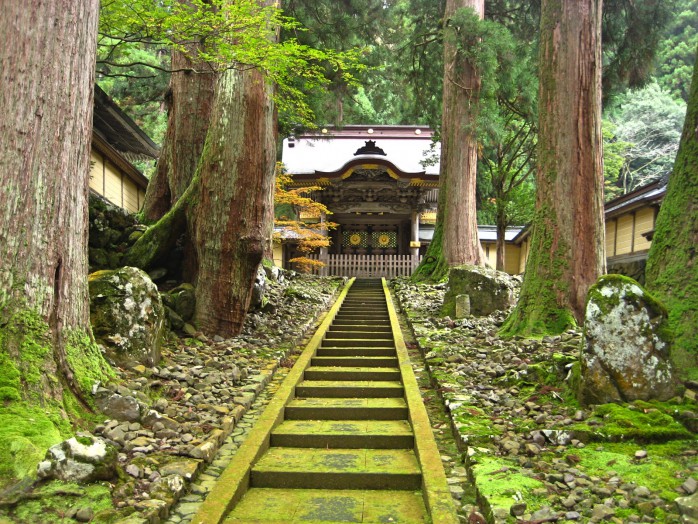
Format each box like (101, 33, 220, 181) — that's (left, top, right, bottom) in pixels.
(393, 278, 697, 523)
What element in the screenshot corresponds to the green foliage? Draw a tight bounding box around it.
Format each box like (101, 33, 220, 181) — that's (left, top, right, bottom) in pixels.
(601, 0, 675, 102)
(97, 43, 169, 147)
(655, 0, 698, 102)
(98, 0, 366, 128)
(601, 120, 633, 201)
(605, 83, 686, 193)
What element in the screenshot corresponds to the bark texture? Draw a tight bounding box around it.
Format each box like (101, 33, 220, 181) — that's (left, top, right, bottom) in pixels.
(191, 67, 276, 335)
(0, 0, 110, 404)
(441, 0, 486, 267)
(502, 0, 605, 336)
(646, 47, 698, 371)
(142, 47, 217, 222)
(414, 0, 485, 280)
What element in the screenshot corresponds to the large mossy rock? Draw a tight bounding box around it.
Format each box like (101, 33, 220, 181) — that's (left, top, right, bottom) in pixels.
(36, 434, 118, 483)
(579, 274, 676, 405)
(442, 265, 517, 317)
(89, 267, 164, 367)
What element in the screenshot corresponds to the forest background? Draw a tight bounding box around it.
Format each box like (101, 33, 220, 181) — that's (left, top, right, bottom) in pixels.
(98, 0, 696, 226)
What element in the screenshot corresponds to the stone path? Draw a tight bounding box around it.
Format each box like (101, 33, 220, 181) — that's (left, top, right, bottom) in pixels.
(190, 278, 458, 523)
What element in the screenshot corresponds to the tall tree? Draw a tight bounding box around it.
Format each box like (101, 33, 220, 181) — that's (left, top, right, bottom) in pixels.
(501, 0, 605, 336)
(414, 1, 486, 280)
(645, 45, 698, 373)
(108, 0, 361, 336)
(0, 0, 113, 487)
(141, 46, 216, 223)
(123, 0, 279, 336)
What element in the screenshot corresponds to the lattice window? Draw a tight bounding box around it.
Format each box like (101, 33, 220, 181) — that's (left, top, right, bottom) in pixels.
(372, 231, 397, 248)
(343, 230, 369, 248)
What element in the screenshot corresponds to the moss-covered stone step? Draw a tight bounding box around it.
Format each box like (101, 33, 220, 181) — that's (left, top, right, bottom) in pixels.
(295, 380, 404, 398)
(270, 420, 414, 449)
(316, 346, 396, 357)
(224, 488, 427, 523)
(328, 324, 393, 333)
(284, 397, 408, 420)
(319, 338, 394, 348)
(250, 448, 421, 490)
(325, 330, 392, 340)
(335, 310, 390, 320)
(310, 356, 399, 368)
(303, 366, 401, 381)
(331, 319, 391, 327)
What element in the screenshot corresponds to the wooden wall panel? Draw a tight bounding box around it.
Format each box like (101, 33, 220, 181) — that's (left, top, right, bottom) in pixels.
(633, 207, 654, 252)
(615, 215, 634, 255)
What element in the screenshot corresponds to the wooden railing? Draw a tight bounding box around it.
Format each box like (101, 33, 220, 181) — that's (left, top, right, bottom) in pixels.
(308, 254, 422, 278)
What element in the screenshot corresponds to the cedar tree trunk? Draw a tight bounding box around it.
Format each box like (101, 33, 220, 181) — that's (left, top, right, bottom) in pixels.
(646, 46, 698, 371)
(0, 0, 112, 488)
(125, 1, 278, 337)
(496, 204, 507, 271)
(501, 0, 605, 337)
(191, 66, 276, 335)
(141, 47, 216, 222)
(414, 0, 485, 280)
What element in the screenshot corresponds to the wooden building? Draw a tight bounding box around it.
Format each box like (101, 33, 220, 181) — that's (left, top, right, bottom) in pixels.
(278, 125, 667, 278)
(277, 125, 524, 276)
(89, 85, 159, 213)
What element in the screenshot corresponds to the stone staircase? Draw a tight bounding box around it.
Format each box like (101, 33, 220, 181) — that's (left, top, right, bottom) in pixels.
(225, 279, 429, 522)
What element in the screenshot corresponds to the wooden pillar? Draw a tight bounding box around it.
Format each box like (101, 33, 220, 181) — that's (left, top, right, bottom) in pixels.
(410, 210, 421, 258)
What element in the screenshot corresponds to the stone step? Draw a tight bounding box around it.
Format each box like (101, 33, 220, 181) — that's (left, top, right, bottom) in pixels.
(270, 419, 414, 449)
(317, 346, 396, 357)
(325, 330, 393, 340)
(332, 319, 392, 326)
(334, 309, 390, 320)
(339, 305, 388, 312)
(224, 487, 428, 523)
(320, 338, 394, 348)
(304, 366, 401, 381)
(311, 356, 399, 367)
(285, 397, 408, 421)
(296, 380, 404, 398)
(328, 324, 392, 333)
(250, 448, 421, 490)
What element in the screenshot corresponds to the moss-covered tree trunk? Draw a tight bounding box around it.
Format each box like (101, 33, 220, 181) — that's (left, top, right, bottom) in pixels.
(190, 66, 276, 335)
(0, 0, 113, 488)
(413, 0, 485, 281)
(141, 45, 216, 223)
(126, 0, 277, 337)
(501, 0, 605, 337)
(645, 46, 698, 372)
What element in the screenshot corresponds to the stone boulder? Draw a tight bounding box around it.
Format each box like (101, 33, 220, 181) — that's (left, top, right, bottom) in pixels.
(89, 267, 165, 366)
(37, 434, 118, 483)
(579, 274, 676, 405)
(249, 265, 268, 310)
(95, 391, 141, 422)
(442, 265, 517, 317)
(169, 283, 196, 321)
